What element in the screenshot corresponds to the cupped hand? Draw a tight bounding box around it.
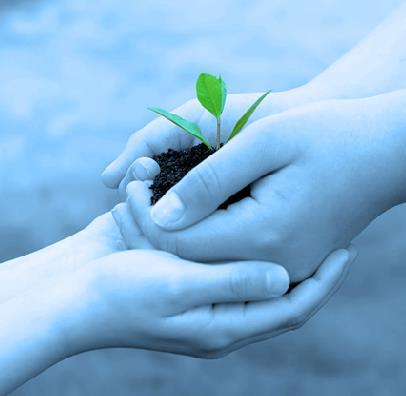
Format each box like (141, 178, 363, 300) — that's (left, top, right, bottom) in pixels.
(67, 247, 354, 358)
(101, 88, 312, 196)
(117, 90, 406, 281)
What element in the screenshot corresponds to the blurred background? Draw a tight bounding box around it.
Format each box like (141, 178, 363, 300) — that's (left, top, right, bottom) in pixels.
(1, 0, 406, 394)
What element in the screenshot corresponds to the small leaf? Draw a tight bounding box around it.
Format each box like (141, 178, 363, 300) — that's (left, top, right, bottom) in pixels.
(219, 75, 227, 114)
(227, 90, 271, 142)
(196, 73, 227, 118)
(148, 107, 212, 149)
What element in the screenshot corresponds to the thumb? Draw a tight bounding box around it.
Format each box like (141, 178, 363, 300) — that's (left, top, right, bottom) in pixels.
(150, 116, 296, 230)
(102, 99, 201, 189)
(102, 133, 153, 189)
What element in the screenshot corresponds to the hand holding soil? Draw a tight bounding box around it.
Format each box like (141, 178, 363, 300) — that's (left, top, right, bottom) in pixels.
(115, 90, 406, 282)
(1, 3, 406, 393)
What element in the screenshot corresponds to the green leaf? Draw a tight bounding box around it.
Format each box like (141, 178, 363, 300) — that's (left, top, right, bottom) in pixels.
(227, 90, 271, 142)
(196, 73, 227, 118)
(148, 107, 212, 149)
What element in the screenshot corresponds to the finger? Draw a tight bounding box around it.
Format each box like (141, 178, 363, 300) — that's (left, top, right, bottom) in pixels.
(101, 100, 200, 189)
(103, 134, 153, 189)
(118, 157, 159, 199)
(126, 180, 266, 261)
(111, 203, 154, 250)
(124, 180, 157, 245)
(179, 260, 290, 308)
(130, 157, 161, 181)
(166, 248, 355, 358)
(118, 157, 160, 199)
(149, 114, 298, 231)
(226, 247, 356, 340)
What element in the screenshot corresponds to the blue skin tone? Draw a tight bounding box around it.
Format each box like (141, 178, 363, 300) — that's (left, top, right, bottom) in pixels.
(1, 3, 406, 394)
(0, 210, 354, 394)
(105, 4, 406, 281)
(113, 90, 406, 282)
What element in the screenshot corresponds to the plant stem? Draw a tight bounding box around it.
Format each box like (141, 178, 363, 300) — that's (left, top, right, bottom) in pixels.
(216, 117, 221, 150)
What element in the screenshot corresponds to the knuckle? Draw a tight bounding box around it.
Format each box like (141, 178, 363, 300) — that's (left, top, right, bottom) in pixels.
(128, 130, 142, 145)
(190, 162, 222, 202)
(229, 271, 251, 299)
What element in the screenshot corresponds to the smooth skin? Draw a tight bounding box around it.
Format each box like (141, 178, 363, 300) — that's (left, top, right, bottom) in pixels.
(3, 2, 405, 394)
(103, 3, 406, 281)
(0, 212, 357, 394)
(102, 2, 406, 190)
(0, 212, 292, 394)
(116, 90, 406, 281)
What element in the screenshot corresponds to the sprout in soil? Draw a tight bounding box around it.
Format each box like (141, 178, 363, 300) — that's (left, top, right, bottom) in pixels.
(148, 73, 271, 151)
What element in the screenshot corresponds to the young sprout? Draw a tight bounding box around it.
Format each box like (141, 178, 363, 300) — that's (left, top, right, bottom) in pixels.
(196, 73, 227, 150)
(148, 73, 271, 151)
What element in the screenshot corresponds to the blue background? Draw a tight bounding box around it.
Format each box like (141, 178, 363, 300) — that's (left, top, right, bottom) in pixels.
(1, 0, 406, 394)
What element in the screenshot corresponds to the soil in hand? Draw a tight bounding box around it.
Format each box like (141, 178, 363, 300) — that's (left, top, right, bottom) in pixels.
(150, 143, 250, 209)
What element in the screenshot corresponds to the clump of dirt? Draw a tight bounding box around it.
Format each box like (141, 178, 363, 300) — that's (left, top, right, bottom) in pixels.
(150, 143, 251, 209)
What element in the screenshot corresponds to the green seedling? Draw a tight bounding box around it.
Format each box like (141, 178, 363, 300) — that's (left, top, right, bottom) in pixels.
(148, 73, 271, 151)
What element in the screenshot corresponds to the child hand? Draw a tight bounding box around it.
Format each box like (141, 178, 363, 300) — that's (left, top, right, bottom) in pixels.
(102, 89, 311, 197)
(118, 91, 406, 281)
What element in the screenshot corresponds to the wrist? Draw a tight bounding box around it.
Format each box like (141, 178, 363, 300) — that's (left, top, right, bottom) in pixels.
(58, 253, 142, 355)
(350, 90, 406, 211)
(0, 212, 125, 304)
(39, 264, 105, 360)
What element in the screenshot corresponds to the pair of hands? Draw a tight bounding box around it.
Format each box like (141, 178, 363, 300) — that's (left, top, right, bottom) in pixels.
(103, 3, 406, 284)
(3, 7, 406, 393)
(60, 91, 367, 361)
(94, 88, 406, 359)
(105, 90, 406, 282)
(86, 89, 385, 359)
(68, 3, 406, 360)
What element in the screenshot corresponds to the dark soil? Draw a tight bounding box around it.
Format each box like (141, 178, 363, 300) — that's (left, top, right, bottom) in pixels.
(150, 143, 251, 209)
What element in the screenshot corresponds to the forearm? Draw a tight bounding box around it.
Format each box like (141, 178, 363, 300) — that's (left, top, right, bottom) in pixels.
(305, 2, 406, 100)
(259, 3, 406, 119)
(0, 271, 89, 395)
(0, 212, 124, 303)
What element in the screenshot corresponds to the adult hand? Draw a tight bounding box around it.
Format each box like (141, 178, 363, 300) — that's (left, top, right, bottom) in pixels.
(65, 247, 354, 359)
(117, 90, 406, 281)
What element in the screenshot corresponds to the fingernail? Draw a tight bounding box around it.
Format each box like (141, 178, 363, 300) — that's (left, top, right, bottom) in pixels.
(133, 162, 148, 180)
(150, 191, 185, 227)
(132, 158, 160, 180)
(266, 268, 289, 297)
